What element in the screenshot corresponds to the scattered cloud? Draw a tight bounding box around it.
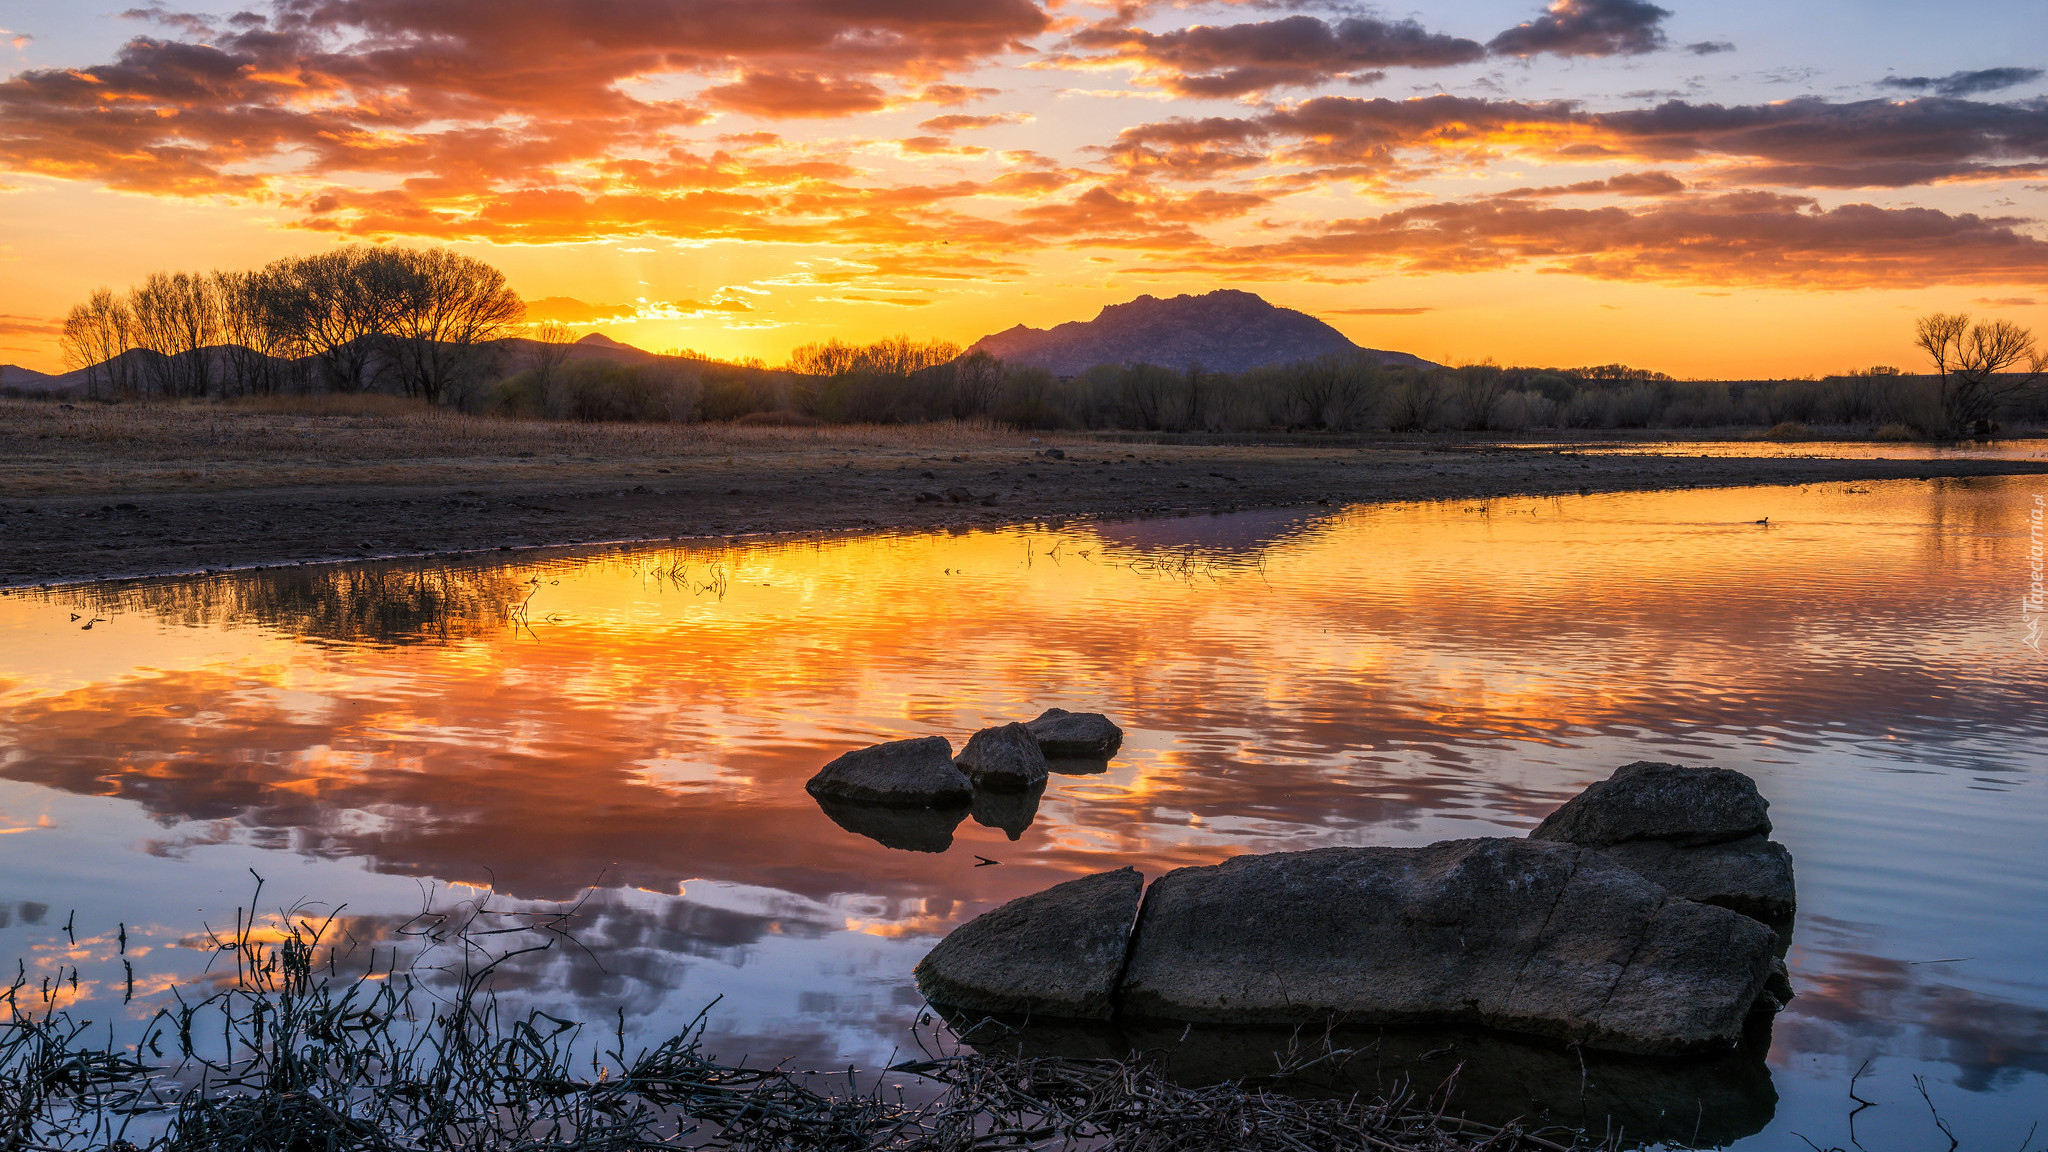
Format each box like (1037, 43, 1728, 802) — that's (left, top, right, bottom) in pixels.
(1104, 94, 2048, 189)
(1487, 0, 1671, 59)
(1971, 296, 2038, 307)
(704, 72, 889, 119)
(1878, 67, 2044, 97)
(524, 297, 637, 324)
(836, 294, 933, 306)
(1059, 14, 1485, 99)
(1195, 191, 2048, 288)
(0, 313, 62, 336)
(917, 112, 1031, 132)
(1685, 41, 1735, 56)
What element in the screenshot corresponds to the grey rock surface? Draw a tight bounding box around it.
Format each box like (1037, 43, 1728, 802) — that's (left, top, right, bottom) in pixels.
(1025, 708, 1124, 760)
(1116, 839, 1775, 1054)
(956, 722, 1048, 792)
(805, 736, 971, 806)
(1531, 761, 1772, 848)
(915, 868, 1144, 1021)
(1594, 834, 1796, 922)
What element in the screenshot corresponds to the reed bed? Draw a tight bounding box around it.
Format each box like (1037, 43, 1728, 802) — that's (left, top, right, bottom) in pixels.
(0, 891, 1594, 1152)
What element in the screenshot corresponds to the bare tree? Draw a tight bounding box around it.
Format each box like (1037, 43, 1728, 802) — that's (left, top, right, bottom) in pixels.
(1456, 363, 1512, 431)
(59, 288, 133, 400)
(213, 269, 297, 395)
(385, 248, 525, 403)
(527, 320, 577, 388)
(126, 272, 220, 397)
(261, 247, 405, 392)
(949, 349, 1004, 418)
(1915, 311, 2044, 435)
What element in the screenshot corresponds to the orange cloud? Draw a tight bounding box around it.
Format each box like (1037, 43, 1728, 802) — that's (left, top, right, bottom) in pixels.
(704, 71, 889, 119)
(1188, 191, 2048, 288)
(1060, 14, 1483, 98)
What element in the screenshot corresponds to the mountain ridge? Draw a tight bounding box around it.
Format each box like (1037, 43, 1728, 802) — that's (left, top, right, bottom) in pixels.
(967, 290, 1438, 376)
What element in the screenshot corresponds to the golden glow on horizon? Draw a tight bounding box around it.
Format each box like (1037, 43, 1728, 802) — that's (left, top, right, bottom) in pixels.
(2, 0, 2044, 378)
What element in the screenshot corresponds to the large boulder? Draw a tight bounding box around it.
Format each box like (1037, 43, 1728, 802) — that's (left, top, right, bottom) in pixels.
(1116, 839, 1775, 1054)
(805, 736, 971, 806)
(1531, 762, 1795, 928)
(1025, 708, 1124, 759)
(1531, 761, 1770, 847)
(956, 723, 1048, 792)
(915, 868, 1144, 1020)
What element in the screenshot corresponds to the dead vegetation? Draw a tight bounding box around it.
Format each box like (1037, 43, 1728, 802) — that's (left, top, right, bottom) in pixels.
(0, 887, 1594, 1152)
(0, 397, 1033, 498)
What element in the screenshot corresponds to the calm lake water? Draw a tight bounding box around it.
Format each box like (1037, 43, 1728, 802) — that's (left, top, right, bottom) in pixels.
(2, 475, 2043, 1148)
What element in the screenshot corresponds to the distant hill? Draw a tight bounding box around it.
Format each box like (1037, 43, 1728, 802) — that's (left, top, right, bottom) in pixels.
(0, 364, 63, 394)
(16, 332, 681, 396)
(967, 290, 1439, 376)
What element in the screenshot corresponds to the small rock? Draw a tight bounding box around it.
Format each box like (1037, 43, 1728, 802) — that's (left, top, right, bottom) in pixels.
(956, 723, 1048, 792)
(1045, 448, 1065, 459)
(805, 736, 970, 806)
(915, 868, 1143, 1021)
(1025, 708, 1123, 759)
(944, 487, 975, 503)
(1530, 761, 1770, 848)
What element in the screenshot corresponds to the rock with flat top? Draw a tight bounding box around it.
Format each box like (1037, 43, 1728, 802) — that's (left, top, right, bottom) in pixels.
(1530, 762, 1797, 933)
(956, 722, 1048, 792)
(805, 736, 970, 806)
(1025, 708, 1124, 759)
(1530, 761, 1770, 848)
(1116, 838, 1775, 1054)
(915, 868, 1144, 1020)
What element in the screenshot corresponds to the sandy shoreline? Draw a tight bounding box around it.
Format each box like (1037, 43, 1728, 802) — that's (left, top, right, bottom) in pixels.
(7, 450, 2047, 590)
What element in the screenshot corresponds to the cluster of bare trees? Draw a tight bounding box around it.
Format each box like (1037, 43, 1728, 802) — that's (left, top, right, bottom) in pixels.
(786, 336, 1005, 422)
(58, 247, 524, 403)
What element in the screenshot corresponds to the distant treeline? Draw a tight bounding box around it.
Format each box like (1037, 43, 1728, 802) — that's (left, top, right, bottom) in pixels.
(53, 251, 2046, 436)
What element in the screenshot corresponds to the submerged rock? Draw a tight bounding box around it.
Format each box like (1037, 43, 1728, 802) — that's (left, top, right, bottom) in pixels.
(915, 867, 1143, 1020)
(805, 736, 970, 806)
(1117, 839, 1775, 1054)
(1531, 761, 1770, 848)
(1025, 708, 1124, 759)
(814, 795, 968, 853)
(971, 779, 1045, 840)
(956, 722, 1048, 792)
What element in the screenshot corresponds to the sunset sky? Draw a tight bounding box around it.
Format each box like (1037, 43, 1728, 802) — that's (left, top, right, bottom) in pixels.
(1, 0, 2044, 377)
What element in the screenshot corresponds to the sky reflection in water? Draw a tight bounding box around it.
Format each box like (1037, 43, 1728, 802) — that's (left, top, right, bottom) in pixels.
(0, 476, 2043, 1149)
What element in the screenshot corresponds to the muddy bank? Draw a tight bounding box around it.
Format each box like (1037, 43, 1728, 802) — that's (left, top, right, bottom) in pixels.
(2, 402, 2044, 586)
